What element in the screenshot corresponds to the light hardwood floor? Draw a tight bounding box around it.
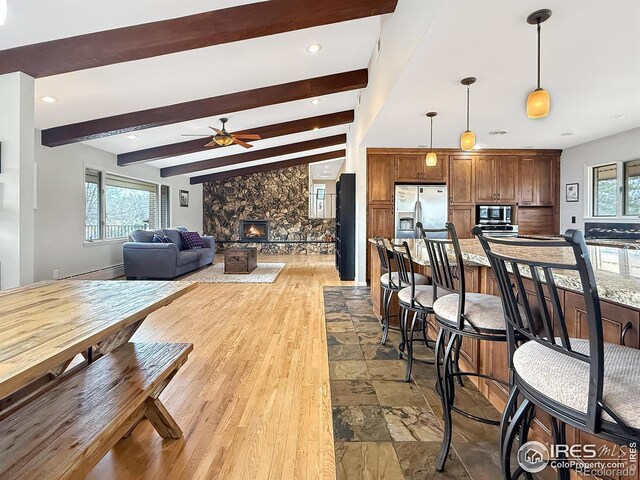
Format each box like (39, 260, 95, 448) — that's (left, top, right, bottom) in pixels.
(88, 255, 351, 480)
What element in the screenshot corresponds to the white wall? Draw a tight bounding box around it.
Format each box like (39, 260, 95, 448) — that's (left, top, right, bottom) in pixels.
(0, 72, 35, 289)
(346, 0, 443, 284)
(34, 131, 203, 281)
(560, 127, 640, 232)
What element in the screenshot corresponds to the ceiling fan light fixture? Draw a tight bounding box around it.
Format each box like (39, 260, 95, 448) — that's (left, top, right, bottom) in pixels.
(526, 9, 552, 119)
(213, 134, 234, 147)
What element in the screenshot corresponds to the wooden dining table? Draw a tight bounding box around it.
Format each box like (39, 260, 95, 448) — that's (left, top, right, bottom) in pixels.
(0, 279, 198, 407)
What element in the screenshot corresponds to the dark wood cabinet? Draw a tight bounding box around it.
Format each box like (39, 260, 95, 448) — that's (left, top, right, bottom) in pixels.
(449, 205, 475, 239)
(449, 156, 474, 204)
(367, 154, 395, 204)
(475, 156, 518, 203)
(519, 156, 555, 207)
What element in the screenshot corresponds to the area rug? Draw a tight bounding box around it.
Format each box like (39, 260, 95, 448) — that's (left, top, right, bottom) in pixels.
(185, 262, 285, 283)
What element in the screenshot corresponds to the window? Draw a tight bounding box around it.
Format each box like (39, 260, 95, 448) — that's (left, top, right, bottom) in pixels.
(85, 168, 160, 241)
(624, 160, 640, 216)
(592, 164, 617, 217)
(589, 159, 640, 218)
(85, 169, 102, 241)
(160, 185, 171, 228)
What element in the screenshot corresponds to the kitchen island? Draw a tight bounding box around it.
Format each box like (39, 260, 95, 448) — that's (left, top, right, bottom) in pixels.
(369, 237, 640, 466)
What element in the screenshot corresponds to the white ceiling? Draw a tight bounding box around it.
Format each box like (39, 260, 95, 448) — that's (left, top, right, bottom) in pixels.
(310, 158, 344, 181)
(364, 0, 640, 150)
(0, 0, 265, 48)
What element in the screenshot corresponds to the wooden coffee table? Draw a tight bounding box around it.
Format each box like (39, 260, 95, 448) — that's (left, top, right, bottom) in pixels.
(224, 247, 258, 274)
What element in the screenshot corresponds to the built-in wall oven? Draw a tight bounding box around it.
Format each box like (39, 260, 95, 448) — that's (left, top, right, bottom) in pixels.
(475, 205, 518, 237)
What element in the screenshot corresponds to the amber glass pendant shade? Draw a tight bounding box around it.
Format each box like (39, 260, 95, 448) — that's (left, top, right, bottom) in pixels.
(460, 130, 475, 151)
(214, 134, 234, 146)
(527, 88, 550, 118)
(425, 152, 438, 167)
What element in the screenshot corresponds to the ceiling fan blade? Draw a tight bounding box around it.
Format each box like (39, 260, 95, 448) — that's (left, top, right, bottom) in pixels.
(232, 134, 261, 140)
(204, 140, 219, 147)
(232, 138, 253, 149)
(209, 127, 225, 135)
(181, 134, 212, 137)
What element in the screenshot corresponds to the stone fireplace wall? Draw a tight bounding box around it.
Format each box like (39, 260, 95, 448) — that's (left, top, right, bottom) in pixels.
(202, 165, 336, 254)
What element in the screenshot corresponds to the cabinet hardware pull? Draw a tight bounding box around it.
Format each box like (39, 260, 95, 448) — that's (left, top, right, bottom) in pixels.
(620, 321, 633, 345)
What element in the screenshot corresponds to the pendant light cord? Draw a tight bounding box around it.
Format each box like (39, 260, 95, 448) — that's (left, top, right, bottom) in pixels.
(537, 22, 541, 89)
(430, 116, 434, 151)
(466, 85, 470, 131)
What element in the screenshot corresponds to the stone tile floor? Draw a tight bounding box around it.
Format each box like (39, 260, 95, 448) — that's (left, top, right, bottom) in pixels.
(324, 286, 551, 480)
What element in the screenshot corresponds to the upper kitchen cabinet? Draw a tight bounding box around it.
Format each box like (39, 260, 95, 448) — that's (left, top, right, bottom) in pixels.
(395, 154, 447, 183)
(474, 156, 518, 203)
(367, 154, 395, 204)
(519, 156, 557, 206)
(449, 156, 474, 204)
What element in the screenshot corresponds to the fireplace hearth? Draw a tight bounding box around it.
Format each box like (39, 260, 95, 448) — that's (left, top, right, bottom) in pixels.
(239, 219, 269, 242)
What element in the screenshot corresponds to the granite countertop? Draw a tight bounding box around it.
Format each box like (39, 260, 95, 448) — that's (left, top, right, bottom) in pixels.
(369, 237, 640, 309)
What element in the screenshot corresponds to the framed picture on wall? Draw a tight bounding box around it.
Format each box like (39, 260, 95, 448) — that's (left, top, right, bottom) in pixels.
(566, 183, 579, 202)
(179, 190, 189, 207)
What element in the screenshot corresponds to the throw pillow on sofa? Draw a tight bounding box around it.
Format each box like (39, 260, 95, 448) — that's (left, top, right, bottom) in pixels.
(180, 231, 207, 249)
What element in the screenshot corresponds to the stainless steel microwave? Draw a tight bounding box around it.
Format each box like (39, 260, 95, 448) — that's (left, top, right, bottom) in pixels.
(476, 205, 512, 225)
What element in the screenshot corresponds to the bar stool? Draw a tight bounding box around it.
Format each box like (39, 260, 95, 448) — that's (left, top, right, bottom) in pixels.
(475, 228, 640, 479)
(374, 237, 428, 345)
(425, 222, 514, 472)
(389, 240, 436, 381)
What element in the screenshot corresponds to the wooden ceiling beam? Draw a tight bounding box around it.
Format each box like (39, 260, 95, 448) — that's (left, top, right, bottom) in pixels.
(190, 150, 346, 184)
(0, 0, 398, 78)
(41, 70, 367, 147)
(117, 110, 354, 166)
(161, 134, 346, 178)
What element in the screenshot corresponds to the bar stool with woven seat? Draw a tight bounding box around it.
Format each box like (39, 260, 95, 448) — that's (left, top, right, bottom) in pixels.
(374, 237, 428, 345)
(388, 240, 437, 381)
(424, 222, 515, 472)
(475, 228, 640, 479)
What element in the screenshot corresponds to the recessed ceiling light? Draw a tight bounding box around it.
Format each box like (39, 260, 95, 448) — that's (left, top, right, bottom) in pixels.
(489, 130, 509, 136)
(311, 98, 321, 105)
(610, 113, 630, 120)
(560, 132, 574, 136)
(127, 134, 137, 139)
(313, 127, 320, 131)
(41, 96, 58, 103)
(306, 43, 322, 54)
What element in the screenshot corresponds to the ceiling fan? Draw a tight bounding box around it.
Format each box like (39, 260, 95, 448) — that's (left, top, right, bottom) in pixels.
(181, 117, 261, 149)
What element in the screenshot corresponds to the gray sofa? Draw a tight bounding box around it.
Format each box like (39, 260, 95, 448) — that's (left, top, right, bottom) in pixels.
(123, 227, 214, 280)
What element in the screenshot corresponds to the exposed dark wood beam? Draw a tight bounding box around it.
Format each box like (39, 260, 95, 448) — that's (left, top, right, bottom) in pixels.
(190, 150, 346, 184)
(118, 110, 354, 166)
(161, 134, 346, 178)
(41, 70, 367, 147)
(0, 0, 397, 78)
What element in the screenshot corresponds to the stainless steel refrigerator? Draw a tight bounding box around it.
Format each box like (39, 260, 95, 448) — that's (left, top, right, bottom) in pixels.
(395, 185, 448, 239)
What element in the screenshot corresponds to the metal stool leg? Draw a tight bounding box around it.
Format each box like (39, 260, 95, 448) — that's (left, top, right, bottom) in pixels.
(436, 333, 458, 471)
(381, 288, 390, 345)
(405, 311, 418, 382)
(398, 306, 407, 359)
(501, 398, 533, 480)
(551, 419, 570, 480)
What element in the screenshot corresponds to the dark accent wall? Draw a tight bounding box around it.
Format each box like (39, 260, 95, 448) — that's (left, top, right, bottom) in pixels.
(202, 165, 336, 254)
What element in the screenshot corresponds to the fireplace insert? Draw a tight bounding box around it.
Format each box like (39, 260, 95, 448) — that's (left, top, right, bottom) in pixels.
(239, 219, 269, 242)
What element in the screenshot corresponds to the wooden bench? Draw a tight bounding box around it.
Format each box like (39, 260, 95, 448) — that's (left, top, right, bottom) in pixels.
(0, 342, 192, 480)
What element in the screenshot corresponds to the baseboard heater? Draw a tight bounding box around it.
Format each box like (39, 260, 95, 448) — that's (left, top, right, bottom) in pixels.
(63, 264, 125, 280)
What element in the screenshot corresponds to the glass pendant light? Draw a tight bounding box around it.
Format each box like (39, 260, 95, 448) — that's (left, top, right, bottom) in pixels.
(526, 9, 552, 118)
(425, 112, 438, 167)
(460, 77, 477, 151)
